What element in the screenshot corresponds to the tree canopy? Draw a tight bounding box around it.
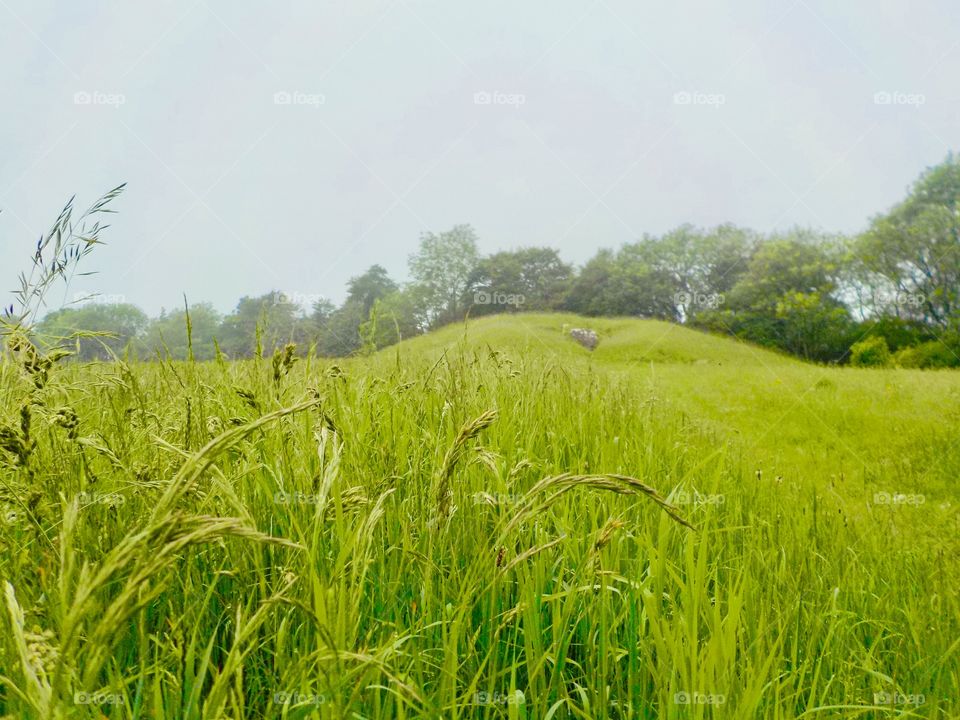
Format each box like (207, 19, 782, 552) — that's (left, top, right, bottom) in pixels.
(25, 152, 960, 369)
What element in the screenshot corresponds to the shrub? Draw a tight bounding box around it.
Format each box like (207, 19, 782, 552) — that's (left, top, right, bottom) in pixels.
(894, 340, 960, 369)
(854, 317, 934, 352)
(849, 336, 891, 367)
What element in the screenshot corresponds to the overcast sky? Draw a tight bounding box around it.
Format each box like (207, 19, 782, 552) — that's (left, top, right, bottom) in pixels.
(2, 1, 959, 316)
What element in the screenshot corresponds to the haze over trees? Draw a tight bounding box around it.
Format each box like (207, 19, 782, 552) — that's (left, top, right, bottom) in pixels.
(28, 153, 960, 368)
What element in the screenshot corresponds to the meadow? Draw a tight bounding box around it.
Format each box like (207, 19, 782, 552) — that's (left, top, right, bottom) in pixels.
(0, 313, 957, 719)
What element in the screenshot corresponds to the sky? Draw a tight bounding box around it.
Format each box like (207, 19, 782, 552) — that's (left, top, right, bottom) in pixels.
(1, 0, 959, 316)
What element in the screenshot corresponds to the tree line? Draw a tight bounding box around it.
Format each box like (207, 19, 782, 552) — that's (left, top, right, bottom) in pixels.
(32, 153, 960, 368)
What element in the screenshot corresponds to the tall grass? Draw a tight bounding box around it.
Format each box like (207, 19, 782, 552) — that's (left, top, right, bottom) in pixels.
(0, 318, 957, 718)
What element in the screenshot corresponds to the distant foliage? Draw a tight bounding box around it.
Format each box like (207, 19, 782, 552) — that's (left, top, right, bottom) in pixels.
(856, 152, 960, 327)
(36, 303, 148, 360)
(143, 302, 222, 361)
(465, 247, 572, 316)
(894, 339, 960, 369)
(16, 153, 960, 366)
(408, 225, 479, 327)
(849, 336, 892, 367)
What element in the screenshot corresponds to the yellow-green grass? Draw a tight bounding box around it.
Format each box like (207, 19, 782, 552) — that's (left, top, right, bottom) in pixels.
(0, 313, 957, 718)
(386, 314, 960, 504)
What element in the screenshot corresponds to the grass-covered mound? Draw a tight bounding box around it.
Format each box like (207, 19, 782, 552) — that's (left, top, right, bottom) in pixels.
(0, 314, 956, 718)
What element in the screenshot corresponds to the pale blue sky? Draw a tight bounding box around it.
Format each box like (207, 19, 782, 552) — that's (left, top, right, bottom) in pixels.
(1, 1, 958, 315)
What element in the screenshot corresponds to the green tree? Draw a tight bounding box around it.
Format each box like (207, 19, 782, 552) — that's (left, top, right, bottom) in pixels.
(566, 244, 677, 319)
(408, 225, 479, 327)
(309, 300, 354, 357)
(564, 249, 617, 316)
(654, 224, 755, 321)
(311, 266, 406, 356)
(344, 264, 398, 316)
(607, 242, 680, 319)
(697, 233, 854, 361)
(359, 290, 422, 352)
(218, 292, 303, 358)
(36, 303, 149, 360)
(774, 291, 854, 362)
(143, 302, 222, 360)
(856, 153, 960, 327)
(465, 247, 572, 316)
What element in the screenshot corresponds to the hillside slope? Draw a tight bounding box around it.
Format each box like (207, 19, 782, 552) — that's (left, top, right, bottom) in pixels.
(373, 313, 960, 501)
(382, 312, 795, 368)
(2, 313, 957, 717)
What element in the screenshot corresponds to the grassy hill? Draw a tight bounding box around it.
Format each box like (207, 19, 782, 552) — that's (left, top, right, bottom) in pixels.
(379, 313, 960, 503)
(0, 313, 957, 718)
(384, 312, 790, 366)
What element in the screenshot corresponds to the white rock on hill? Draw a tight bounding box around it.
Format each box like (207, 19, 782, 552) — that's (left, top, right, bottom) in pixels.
(570, 328, 599, 350)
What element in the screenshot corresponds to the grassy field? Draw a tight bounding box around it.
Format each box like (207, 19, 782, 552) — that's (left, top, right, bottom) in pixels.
(0, 313, 957, 719)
